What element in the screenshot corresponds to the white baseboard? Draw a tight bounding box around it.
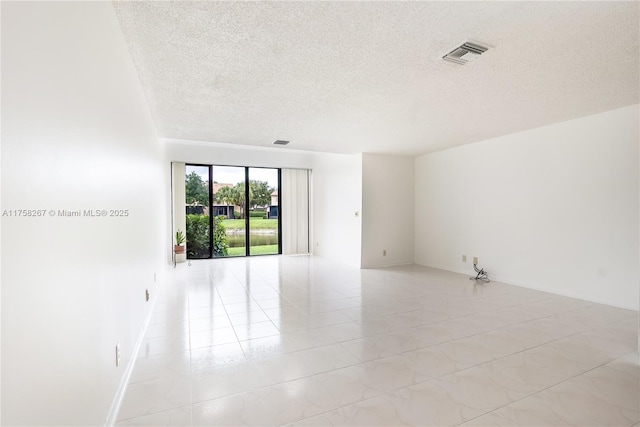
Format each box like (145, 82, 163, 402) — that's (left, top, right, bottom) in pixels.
(104, 270, 166, 426)
(414, 261, 639, 312)
(361, 261, 413, 269)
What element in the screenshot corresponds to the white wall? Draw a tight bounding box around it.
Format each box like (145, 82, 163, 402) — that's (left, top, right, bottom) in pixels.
(1, 2, 167, 425)
(361, 154, 414, 268)
(415, 105, 639, 310)
(163, 138, 315, 170)
(313, 153, 363, 268)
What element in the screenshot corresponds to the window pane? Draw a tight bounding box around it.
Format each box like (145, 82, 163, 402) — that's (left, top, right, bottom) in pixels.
(249, 168, 279, 256)
(212, 166, 246, 257)
(185, 165, 210, 258)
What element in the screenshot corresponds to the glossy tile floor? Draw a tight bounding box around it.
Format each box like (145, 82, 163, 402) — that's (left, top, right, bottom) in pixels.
(116, 256, 639, 426)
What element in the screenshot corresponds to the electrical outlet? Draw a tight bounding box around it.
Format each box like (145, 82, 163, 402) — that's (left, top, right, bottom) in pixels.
(462, 254, 467, 262)
(115, 343, 121, 367)
(383, 249, 387, 256)
(473, 256, 478, 265)
(145, 289, 150, 302)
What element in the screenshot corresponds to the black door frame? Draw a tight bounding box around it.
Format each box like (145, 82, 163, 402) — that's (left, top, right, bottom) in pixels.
(185, 163, 282, 258)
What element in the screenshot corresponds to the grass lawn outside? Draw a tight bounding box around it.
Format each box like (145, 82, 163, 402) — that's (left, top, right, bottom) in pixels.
(227, 245, 279, 256)
(222, 218, 278, 230)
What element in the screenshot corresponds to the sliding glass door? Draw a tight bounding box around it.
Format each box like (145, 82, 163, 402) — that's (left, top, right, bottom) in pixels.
(211, 166, 246, 257)
(185, 165, 211, 259)
(248, 168, 280, 256)
(185, 164, 281, 259)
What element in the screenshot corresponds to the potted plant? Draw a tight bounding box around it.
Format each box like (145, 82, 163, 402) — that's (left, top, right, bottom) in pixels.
(174, 230, 186, 254)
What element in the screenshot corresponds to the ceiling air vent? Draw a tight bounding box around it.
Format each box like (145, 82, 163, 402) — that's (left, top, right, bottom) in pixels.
(272, 140, 290, 146)
(442, 42, 489, 65)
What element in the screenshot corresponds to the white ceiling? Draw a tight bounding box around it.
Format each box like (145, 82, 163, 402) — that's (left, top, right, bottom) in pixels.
(113, 1, 639, 156)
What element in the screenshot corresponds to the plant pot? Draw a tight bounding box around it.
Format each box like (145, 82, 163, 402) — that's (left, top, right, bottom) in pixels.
(174, 245, 185, 254)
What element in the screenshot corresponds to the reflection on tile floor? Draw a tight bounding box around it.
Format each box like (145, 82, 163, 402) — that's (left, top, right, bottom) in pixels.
(116, 256, 639, 426)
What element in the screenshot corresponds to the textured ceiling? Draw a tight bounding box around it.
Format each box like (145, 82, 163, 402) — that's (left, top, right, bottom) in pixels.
(113, 1, 639, 155)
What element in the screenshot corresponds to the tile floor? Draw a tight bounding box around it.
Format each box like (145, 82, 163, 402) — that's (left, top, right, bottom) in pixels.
(116, 256, 639, 426)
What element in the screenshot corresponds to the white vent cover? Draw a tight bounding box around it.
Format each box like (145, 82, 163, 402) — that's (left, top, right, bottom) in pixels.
(442, 42, 489, 65)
